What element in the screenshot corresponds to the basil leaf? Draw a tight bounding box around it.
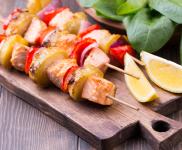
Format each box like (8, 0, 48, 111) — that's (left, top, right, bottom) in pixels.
(77, 0, 97, 7)
(180, 30, 182, 64)
(124, 8, 176, 53)
(149, 0, 182, 24)
(93, 0, 125, 21)
(117, 0, 147, 15)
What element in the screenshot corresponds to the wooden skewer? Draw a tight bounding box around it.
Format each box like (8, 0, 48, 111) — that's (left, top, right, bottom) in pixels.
(107, 95, 139, 111)
(106, 63, 140, 79)
(130, 55, 145, 66)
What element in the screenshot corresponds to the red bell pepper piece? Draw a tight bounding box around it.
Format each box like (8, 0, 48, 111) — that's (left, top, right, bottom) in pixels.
(110, 45, 136, 66)
(70, 38, 96, 66)
(42, 7, 67, 25)
(36, 26, 56, 45)
(3, 8, 23, 30)
(25, 47, 39, 74)
(79, 24, 101, 38)
(0, 34, 6, 43)
(61, 66, 79, 92)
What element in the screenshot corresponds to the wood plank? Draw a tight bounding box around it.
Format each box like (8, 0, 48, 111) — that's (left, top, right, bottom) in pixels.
(0, 88, 78, 150)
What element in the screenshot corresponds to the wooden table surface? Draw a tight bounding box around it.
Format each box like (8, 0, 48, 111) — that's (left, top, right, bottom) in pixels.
(0, 0, 182, 150)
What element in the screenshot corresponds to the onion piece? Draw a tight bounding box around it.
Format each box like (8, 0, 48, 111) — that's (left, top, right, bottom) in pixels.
(79, 42, 99, 66)
(37, 0, 62, 20)
(110, 36, 128, 48)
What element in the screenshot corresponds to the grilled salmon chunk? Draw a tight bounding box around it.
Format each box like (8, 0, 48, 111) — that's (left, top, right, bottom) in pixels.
(82, 76, 116, 105)
(84, 48, 110, 72)
(11, 43, 29, 71)
(47, 59, 78, 88)
(24, 17, 47, 44)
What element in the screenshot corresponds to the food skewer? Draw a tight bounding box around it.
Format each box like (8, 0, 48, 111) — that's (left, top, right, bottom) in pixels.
(0, 8, 140, 79)
(0, 36, 139, 110)
(0, 5, 141, 108)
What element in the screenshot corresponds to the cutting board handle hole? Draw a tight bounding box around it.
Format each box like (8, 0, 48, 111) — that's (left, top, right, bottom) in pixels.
(152, 120, 170, 132)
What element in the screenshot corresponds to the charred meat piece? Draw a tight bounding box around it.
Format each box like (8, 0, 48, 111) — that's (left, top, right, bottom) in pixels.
(11, 44, 29, 71)
(82, 76, 116, 105)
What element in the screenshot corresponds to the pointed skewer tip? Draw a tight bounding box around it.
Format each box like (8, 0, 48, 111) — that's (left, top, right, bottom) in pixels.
(107, 95, 139, 111)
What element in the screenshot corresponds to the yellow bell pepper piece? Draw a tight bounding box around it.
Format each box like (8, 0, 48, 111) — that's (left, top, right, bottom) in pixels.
(0, 35, 28, 69)
(100, 34, 121, 54)
(64, 12, 88, 34)
(27, 0, 51, 14)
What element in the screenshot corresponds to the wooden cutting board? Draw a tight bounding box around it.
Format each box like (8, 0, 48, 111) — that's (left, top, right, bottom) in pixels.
(0, 66, 182, 150)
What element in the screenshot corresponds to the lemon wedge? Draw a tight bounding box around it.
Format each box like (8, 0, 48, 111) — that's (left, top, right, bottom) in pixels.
(124, 54, 158, 102)
(141, 51, 182, 93)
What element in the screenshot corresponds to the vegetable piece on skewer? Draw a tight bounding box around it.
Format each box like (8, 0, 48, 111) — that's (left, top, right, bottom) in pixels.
(24, 17, 47, 44)
(27, 0, 51, 14)
(41, 7, 67, 25)
(61, 65, 79, 92)
(110, 45, 136, 66)
(37, 0, 62, 20)
(68, 65, 104, 101)
(0, 35, 28, 69)
(11, 43, 29, 72)
(78, 24, 101, 38)
(29, 47, 67, 87)
(0, 34, 6, 43)
(63, 12, 88, 34)
(82, 76, 116, 105)
(70, 38, 97, 65)
(25, 47, 39, 74)
(3, 9, 34, 36)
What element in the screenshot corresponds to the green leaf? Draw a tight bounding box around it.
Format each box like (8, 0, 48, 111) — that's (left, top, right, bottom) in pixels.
(77, 0, 97, 7)
(149, 0, 182, 24)
(180, 30, 182, 64)
(124, 8, 176, 53)
(117, 0, 147, 15)
(93, 0, 125, 21)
